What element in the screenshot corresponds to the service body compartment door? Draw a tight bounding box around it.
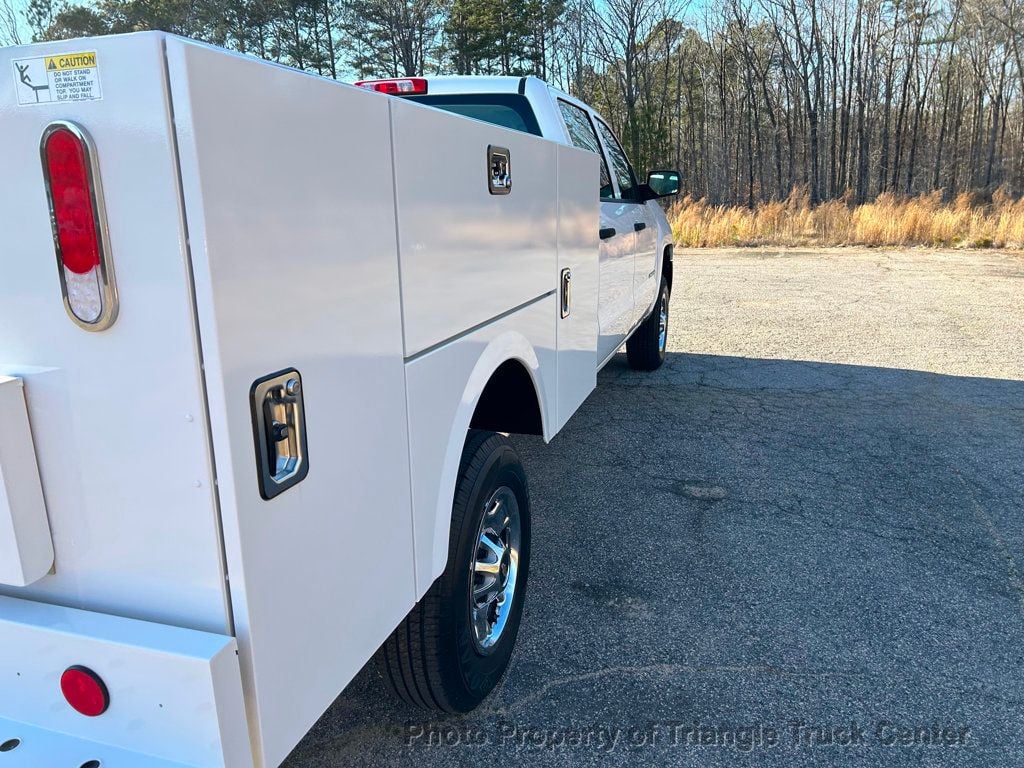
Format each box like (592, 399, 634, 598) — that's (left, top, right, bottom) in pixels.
(390, 98, 559, 357)
(553, 145, 599, 432)
(167, 39, 417, 768)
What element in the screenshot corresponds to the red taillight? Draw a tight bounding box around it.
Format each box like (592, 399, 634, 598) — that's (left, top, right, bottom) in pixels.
(354, 78, 427, 95)
(40, 121, 118, 331)
(44, 127, 100, 275)
(60, 666, 110, 717)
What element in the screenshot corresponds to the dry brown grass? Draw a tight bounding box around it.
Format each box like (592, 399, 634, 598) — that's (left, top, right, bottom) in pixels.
(669, 188, 1024, 249)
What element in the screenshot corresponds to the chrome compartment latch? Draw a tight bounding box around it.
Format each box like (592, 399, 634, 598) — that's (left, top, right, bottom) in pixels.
(251, 369, 309, 500)
(488, 145, 511, 195)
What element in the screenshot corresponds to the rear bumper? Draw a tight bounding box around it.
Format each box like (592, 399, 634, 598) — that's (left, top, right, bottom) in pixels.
(0, 596, 252, 767)
(0, 718, 192, 767)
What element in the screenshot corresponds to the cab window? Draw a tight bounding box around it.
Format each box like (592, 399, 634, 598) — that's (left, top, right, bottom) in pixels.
(557, 99, 614, 200)
(406, 94, 542, 136)
(595, 119, 638, 201)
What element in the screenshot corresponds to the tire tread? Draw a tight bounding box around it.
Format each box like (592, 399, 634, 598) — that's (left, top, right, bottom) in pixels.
(627, 277, 668, 371)
(375, 429, 513, 712)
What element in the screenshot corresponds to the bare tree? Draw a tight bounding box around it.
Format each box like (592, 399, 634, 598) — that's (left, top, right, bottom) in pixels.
(591, 0, 683, 166)
(1, 0, 23, 45)
(22, 0, 1024, 203)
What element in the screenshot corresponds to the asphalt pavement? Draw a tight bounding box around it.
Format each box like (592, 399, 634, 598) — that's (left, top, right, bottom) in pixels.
(285, 248, 1024, 767)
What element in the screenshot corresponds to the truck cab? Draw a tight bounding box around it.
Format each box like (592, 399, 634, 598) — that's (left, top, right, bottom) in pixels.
(357, 75, 680, 368)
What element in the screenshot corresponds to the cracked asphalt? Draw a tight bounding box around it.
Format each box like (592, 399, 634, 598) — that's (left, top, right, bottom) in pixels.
(286, 248, 1024, 767)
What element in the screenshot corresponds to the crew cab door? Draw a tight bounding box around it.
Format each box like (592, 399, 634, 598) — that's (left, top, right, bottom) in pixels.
(592, 118, 658, 330)
(631, 203, 659, 325)
(595, 202, 638, 361)
(555, 99, 635, 364)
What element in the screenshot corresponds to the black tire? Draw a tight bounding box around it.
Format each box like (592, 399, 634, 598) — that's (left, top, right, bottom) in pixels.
(376, 429, 531, 712)
(627, 276, 670, 371)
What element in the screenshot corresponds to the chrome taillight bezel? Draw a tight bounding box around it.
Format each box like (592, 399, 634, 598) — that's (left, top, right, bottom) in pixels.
(40, 120, 119, 332)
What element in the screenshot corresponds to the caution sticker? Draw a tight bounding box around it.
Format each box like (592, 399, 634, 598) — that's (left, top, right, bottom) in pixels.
(12, 51, 102, 106)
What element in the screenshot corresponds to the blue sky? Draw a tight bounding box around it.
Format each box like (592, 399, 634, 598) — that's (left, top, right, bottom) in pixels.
(9, 0, 30, 42)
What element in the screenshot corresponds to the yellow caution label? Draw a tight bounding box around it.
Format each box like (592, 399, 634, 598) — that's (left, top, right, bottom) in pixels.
(44, 52, 97, 72)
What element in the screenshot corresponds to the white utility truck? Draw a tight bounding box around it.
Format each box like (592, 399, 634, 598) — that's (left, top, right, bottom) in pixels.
(0, 33, 679, 768)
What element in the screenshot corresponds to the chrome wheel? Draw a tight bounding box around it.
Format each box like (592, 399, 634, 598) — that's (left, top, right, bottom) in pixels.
(470, 486, 521, 653)
(658, 291, 668, 352)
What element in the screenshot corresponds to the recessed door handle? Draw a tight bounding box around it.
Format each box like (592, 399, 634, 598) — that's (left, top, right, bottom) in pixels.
(251, 370, 309, 500)
(560, 268, 572, 318)
(599, 227, 616, 240)
(634, 222, 647, 232)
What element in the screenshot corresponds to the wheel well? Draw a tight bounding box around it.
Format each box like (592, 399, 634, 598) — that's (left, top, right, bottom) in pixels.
(663, 244, 674, 293)
(469, 359, 543, 436)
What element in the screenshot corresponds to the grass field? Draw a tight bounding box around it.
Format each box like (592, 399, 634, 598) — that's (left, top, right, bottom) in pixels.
(669, 188, 1024, 250)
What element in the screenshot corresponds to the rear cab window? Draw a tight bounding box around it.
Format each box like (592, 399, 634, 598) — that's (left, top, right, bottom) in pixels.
(405, 94, 542, 136)
(594, 119, 639, 202)
(557, 99, 615, 200)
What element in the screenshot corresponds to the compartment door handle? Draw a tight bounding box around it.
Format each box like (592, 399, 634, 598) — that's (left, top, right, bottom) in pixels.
(560, 268, 572, 318)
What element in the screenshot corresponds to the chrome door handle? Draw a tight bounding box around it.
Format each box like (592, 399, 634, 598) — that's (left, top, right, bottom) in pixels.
(560, 268, 572, 318)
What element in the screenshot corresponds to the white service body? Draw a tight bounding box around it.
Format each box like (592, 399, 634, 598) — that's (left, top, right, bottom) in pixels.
(410, 74, 675, 364)
(0, 32, 670, 768)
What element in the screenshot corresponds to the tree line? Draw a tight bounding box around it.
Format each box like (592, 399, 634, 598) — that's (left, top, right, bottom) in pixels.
(4, 0, 1022, 206)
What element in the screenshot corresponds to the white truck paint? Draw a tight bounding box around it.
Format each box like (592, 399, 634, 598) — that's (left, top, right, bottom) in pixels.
(0, 33, 676, 768)
(402, 75, 676, 365)
(0, 377, 51, 587)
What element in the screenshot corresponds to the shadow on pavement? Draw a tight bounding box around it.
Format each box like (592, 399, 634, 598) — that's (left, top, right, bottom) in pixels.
(286, 352, 1024, 768)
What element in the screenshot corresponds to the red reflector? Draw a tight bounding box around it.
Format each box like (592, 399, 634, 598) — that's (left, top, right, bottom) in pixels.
(60, 666, 109, 717)
(354, 78, 427, 95)
(43, 127, 101, 275)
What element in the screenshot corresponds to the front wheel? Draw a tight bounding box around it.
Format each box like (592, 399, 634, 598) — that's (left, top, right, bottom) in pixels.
(627, 276, 670, 371)
(376, 430, 531, 712)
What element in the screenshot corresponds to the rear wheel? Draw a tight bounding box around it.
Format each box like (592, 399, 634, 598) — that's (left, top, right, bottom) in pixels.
(376, 430, 531, 712)
(627, 276, 669, 371)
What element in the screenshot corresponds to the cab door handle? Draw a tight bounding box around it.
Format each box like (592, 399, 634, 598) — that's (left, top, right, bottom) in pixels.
(599, 227, 616, 240)
(634, 222, 647, 232)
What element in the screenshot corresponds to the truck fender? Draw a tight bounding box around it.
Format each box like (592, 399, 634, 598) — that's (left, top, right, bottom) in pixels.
(655, 218, 673, 291)
(424, 330, 552, 588)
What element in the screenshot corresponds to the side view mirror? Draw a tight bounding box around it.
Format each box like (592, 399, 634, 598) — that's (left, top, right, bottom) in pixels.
(645, 169, 681, 198)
